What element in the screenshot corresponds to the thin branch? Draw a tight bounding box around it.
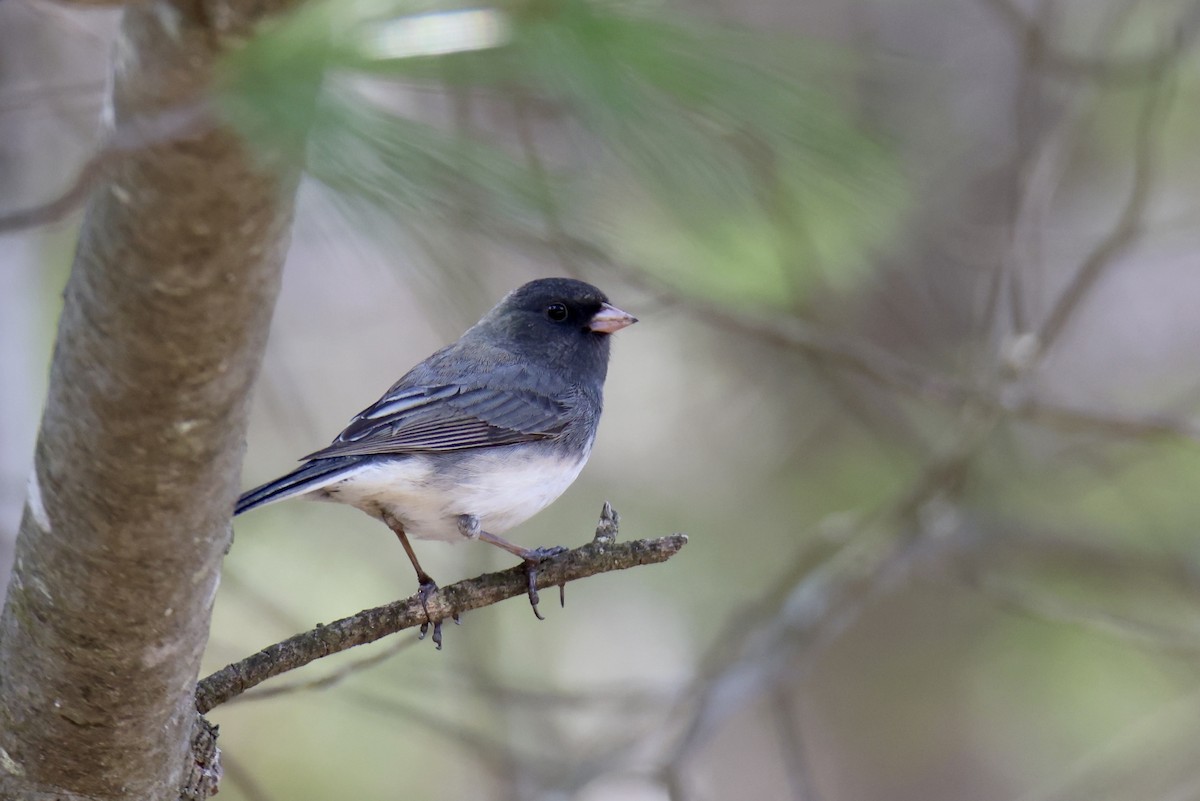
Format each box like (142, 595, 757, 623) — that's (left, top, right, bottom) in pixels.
(218, 753, 276, 801)
(952, 524, 1200, 654)
(660, 416, 1001, 777)
(1007, 684, 1200, 801)
(1007, 397, 1200, 442)
(978, 0, 1200, 84)
(643, 271, 1200, 444)
(983, 0, 1123, 346)
(345, 689, 531, 783)
(0, 80, 106, 117)
(769, 685, 819, 801)
(1035, 66, 1177, 352)
(195, 512, 687, 714)
(501, 228, 1200, 445)
(228, 636, 418, 705)
(0, 100, 213, 234)
(978, 577, 1200, 656)
(436, 669, 675, 712)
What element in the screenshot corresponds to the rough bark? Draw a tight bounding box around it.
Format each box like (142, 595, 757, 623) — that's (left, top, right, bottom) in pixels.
(0, 1, 303, 799)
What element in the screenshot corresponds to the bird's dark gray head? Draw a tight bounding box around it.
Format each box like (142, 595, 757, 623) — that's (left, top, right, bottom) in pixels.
(469, 278, 637, 384)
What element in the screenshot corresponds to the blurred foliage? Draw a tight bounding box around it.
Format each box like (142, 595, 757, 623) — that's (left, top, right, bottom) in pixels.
(215, 0, 905, 306)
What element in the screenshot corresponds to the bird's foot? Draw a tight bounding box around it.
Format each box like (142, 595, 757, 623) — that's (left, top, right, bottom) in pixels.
(475, 528, 569, 618)
(520, 546, 569, 620)
(414, 577, 459, 650)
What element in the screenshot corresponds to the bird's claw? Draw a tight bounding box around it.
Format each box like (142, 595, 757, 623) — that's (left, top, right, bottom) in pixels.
(414, 579, 447, 650)
(521, 546, 568, 620)
(418, 619, 443, 649)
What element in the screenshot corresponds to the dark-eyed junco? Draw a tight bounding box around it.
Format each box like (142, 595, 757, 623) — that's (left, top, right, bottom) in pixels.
(236, 278, 636, 645)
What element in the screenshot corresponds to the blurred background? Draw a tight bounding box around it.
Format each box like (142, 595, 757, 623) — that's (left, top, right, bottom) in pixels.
(4, 0, 1200, 799)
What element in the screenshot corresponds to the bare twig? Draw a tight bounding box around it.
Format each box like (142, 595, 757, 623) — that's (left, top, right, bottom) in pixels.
(1007, 685, 1200, 801)
(501, 227, 1200, 445)
(218, 753, 275, 801)
(0, 100, 213, 233)
(1007, 398, 1200, 442)
(648, 273, 1200, 444)
(1035, 67, 1177, 352)
(228, 637, 418, 705)
(952, 524, 1200, 654)
(978, 577, 1200, 656)
(195, 520, 687, 714)
(0, 80, 106, 116)
(769, 685, 820, 801)
(666, 429, 992, 767)
(982, 1, 1106, 344)
(344, 689, 531, 781)
(441, 670, 674, 711)
(978, 0, 1200, 84)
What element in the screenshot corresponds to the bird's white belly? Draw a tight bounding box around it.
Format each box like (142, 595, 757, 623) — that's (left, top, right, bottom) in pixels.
(310, 447, 589, 543)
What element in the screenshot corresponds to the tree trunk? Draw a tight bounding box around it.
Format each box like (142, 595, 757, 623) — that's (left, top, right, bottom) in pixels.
(0, 1, 302, 798)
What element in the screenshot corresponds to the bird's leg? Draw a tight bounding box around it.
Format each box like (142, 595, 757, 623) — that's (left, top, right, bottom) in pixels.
(472, 525, 568, 620)
(384, 513, 454, 649)
(462, 512, 570, 613)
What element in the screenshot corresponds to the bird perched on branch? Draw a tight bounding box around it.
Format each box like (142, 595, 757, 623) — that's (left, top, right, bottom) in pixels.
(235, 277, 637, 646)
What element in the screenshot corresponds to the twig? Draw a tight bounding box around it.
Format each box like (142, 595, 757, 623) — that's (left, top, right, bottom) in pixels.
(769, 685, 820, 801)
(1007, 397, 1200, 442)
(433, 669, 673, 711)
(195, 512, 687, 714)
(952, 523, 1200, 654)
(228, 636, 418, 705)
(1007, 684, 1200, 801)
(503, 223, 1200, 450)
(218, 752, 276, 801)
(982, 1, 1105, 342)
(660, 279, 1200, 444)
(502, 227, 1200, 445)
(1035, 65, 1177, 352)
(0, 100, 213, 233)
(978, 0, 1200, 84)
(344, 689, 532, 782)
(978, 577, 1200, 656)
(665, 421, 995, 767)
(0, 79, 106, 116)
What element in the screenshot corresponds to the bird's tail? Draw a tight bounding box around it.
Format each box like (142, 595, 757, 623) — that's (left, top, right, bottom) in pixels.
(235, 457, 365, 516)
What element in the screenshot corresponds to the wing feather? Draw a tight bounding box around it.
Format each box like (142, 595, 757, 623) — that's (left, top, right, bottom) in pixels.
(301, 382, 571, 460)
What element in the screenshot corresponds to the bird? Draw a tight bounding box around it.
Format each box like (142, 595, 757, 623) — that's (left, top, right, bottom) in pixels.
(235, 277, 637, 646)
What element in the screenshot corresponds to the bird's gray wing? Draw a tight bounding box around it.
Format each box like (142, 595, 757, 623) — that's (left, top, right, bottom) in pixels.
(300, 383, 572, 460)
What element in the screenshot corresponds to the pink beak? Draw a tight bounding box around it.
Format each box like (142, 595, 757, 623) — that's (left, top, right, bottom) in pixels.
(588, 302, 638, 334)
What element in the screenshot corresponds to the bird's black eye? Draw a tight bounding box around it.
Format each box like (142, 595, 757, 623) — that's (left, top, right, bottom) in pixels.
(545, 303, 569, 322)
